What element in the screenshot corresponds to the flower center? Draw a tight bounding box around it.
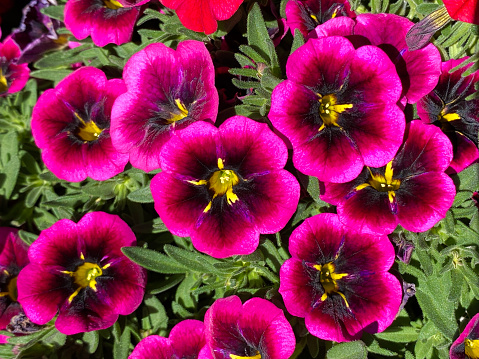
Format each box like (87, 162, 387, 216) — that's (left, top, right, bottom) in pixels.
(187, 158, 240, 213)
(317, 93, 353, 132)
(73, 112, 103, 142)
(313, 262, 349, 306)
(466, 338, 479, 359)
(355, 161, 401, 210)
(0, 273, 18, 302)
(230, 352, 261, 359)
(0, 68, 8, 93)
(166, 99, 189, 125)
(438, 108, 460, 123)
(103, 0, 123, 9)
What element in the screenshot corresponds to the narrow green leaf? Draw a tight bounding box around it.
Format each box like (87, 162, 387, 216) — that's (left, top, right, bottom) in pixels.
(247, 3, 278, 68)
(127, 186, 154, 203)
(113, 327, 131, 359)
(148, 274, 185, 294)
(142, 294, 168, 334)
(232, 78, 261, 90)
(163, 245, 211, 273)
(2, 155, 20, 200)
(30, 69, 73, 83)
(327, 341, 368, 359)
(290, 29, 305, 55)
(18, 230, 38, 245)
(122, 247, 189, 274)
(374, 326, 419, 343)
(82, 331, 100, 353)
(234, 53, 255, 68)
(40, 5, 65, 21)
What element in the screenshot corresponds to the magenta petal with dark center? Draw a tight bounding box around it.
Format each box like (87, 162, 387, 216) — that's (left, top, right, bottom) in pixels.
(0, 38, 30, 96)
(31, 67, 129, 182)
(64, 0, 139, 47)
(269, 36, 404, 183)
(279, 213, 402, 342)
(111, 40, 218, 172)
(151, 117, 300, 258)
(204, 295, 295, 359)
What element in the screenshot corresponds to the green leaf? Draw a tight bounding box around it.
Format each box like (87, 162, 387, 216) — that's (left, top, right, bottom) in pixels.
(40, 5, 65, 21)
(127, 186, 154, 203)
(234, 53, 256, 68)
(113, 326, 131, 359)
(122, 246, 189, 274)
(82, 331, 100, 353)
(291, 29, 305, 54)
(327, 341, 368, 359)
(18, 230, 38, 245)
(163, 244, 214, 273)
(30, 69, 73, 83)
(374, 326, 419, 343)
(149, 274, 185, 294)
(456, 163, 479, 190)
(141, 294, 168, 335)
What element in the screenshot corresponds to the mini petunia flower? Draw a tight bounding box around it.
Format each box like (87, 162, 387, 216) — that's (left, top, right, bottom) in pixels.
(203, 295, 296, 358)
(111, 40, 219, 172)
(443, 0, 479, 25)
(159, 0, 244, 34)
(269, 36, 405, 183)
(150, 116, 300, 258)
(64, 0, 140, 47)
(31, 66, 129, 182)
(450, 313, 479, 359)
(17, 212, 146, 335)
(279, 213, 402, 342)
(130, 319, 207, 359)
(0, 228, 29, 331)
(285, 0, 355, 37)
(0, 36, 30, 96)
(321, 120, 456, 235)
(417, 57, 479, 173)
(311, 13, 442, 104)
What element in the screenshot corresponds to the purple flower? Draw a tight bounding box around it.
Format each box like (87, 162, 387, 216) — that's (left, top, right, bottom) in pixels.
(279, 213, 402, 342)
(111, 40, 219, 172)
(285, 0, 355, 37)
(418, 57, 479, 173)
(269, 36, 405, 183)
(311, 13, 442, 104)
(10, 0, 67, 64)
(321, 120, 456, 235)
(0, 37, 30, 96)
(64, 0, 140, 47)
(130, 319, 207, 359)
(150, 116, 300, 258)
(17, 212, 146, 335)
(0, 228, 29, 331)
(203, 295, 295, 359)
(450, 313, 479, 359)
(31, 66, 129, 182)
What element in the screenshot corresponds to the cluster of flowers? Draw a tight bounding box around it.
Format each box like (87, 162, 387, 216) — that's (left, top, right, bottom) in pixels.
(0, 0, 479, 356)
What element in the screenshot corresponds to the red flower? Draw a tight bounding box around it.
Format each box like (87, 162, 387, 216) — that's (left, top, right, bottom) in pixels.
(443, 0, 479, 25)
(160, 0, 243, 34)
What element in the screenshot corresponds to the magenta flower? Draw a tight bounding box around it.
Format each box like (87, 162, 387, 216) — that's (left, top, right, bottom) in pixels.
(312, 13, 442, 104)
(279, 213, 402, 342)
(150, 116, 300, 258)
(321, 120, 456, 235)
(111, 40, 218, 172)
(31, 66, 129, 182)
(64, 0, 140, 47)
(269, 36, 405, 183)
(203, 295, 295, 358)
(130, 319, 207, 359)
(418, 57, 479, 173)
(450, 313, 479, 359)
(285, 0, 355, 37)
(0, 228, 29, 331)
(159, 0, 244, 34)
(17, 212, 146, 335)
(0, 36, 30, 96)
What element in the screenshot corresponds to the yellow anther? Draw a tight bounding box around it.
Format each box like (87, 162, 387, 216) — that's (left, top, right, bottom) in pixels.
(0, 68, 8, 93)
(317, 93, 353, 132)
(230, 352, 261, 359)
(167, 99, 189, 125)
(465, 338, 479, 359)
(103, 0, 123, 9)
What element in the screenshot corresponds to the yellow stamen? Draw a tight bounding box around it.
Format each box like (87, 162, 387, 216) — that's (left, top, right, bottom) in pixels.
(313, 262, 349, 306)
(74, 112, 103, 142)
(0, 68, 8, 93)
(331, 6, 341, 18)
(0, 276, 18, 301)
(310, 14, 318, 22)
(63, 262, 103, 303)
(230, 352, 261, 359)
(439, 110, 460, 122)
(167, 99, 189, 125)
(317, 93, 353, 132)
(103, 0, 123, 9)
(466, 338, 479, 359)
(354, 162, 400, 204)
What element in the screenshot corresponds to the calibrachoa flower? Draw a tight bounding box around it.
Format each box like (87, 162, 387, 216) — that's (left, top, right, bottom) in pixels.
(17, 212, 146, 335)
(160, 0, 244, 34)
(279, 213, 402, 342)
(418, 57, 479, 173)
(269, 36, 405, 183)
(111, 40, 218, 172)
(0, 228, 29, 331)
(285, 0, 355, 38)
(150, 116, 300, 258)
(129, 319, 207, 359)
(64, 0, 140, 47)
(443, 0, 479, 25)
(450, 313, 479, 359)
(311, 13, 442, 104)
(203, 295, 295, 358)
(31, 66, 129, 182)
(0, 35, 30, 96)
(321, 120, 456, 235)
